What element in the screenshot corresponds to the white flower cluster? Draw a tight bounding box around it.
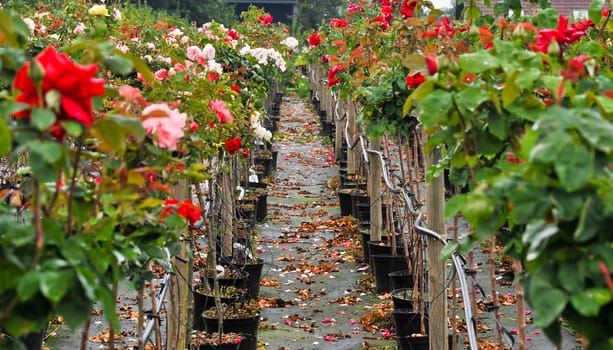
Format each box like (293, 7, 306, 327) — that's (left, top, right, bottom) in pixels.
(281, 36, 299, 49)
(250, 111, 272, 142)
(239, 45, 286, 72)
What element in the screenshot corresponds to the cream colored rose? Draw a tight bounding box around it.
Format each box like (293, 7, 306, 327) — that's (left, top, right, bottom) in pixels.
(89, 4, 109, 17)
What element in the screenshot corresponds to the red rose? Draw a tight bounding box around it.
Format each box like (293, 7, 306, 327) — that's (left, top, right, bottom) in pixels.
(225, 137, 241, 155)
(308, 33, 322, 47)
(425, 55, 438, 75)
(227, 28, 239, 40)
(242, 149, 249, 158)
(258, 15, 273, 25)
(405, 72, 425, 89)
(177, 200, 202, 226)
(13, 47, 105, 137)
(189, 121, 199, 132)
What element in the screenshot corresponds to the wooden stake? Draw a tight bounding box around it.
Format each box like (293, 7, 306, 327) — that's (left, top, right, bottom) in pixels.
(368, 137, 382, 242)
(425, 143, 448, 350)
(166, 180, 190, 350)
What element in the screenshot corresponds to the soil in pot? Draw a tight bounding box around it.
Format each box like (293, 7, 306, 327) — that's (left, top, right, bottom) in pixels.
(193, 286, 245, 331)
(371, 254, 410, 294)
(189, 331, 243, 350)
(205, 269, 249, 291)
(391, 288, 429, 311)
(203, 300, 261, 350)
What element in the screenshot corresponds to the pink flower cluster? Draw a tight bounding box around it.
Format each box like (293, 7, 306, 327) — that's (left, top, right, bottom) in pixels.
(141, 103, 188, 150)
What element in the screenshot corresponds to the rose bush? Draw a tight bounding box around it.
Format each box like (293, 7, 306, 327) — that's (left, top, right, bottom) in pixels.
(1, 1, 294, 348)
(304, 0, 613, 347)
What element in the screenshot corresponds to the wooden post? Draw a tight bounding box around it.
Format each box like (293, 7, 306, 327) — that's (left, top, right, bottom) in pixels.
(368, 137, 382, 242)
(425, 143, 448, 350)
(334, 97, 345, 161)
(166, 180, 190, 350)
(346, 100, 357, 176)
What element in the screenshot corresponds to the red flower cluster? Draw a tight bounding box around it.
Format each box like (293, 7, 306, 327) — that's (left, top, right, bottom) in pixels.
(164, 199, 202, 226)
(532, 15, 593, 54)
(327, 65, 345, 88)
(422, 17, 456, 39)
(561, 55, 590, 81)
(225, 137, 241, 155)
(330, 18, 349, 29)
(308, 32, 322, 47)
(406, 72, 425, 89)
(401, 0, 417, 17)
(13, 47, 105, 139)
(227, 29, 239, 40)
(258, 15, 273, 25)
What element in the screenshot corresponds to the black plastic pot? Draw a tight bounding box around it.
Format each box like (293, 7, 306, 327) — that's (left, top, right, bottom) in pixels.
(367, 240, 404, 266)
(338, 188, 354, 217)
(389, 270, 414, 291)
(203, 314, 260, 350)
(396, 334, 455, 350)
(193, 289, 243, 331)
(193, 342, 240, 350)
(241, 258, 264, 299)
(393, 309, 428, 337)
(371, 254, 410, 294)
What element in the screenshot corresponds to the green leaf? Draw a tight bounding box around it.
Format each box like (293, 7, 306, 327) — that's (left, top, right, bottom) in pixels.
(588, 0, 606, 23)
(417, 90, 453, 129)
(61, 121, 83, 137)
(31, 107, 56, 131)
(440, 241, 459, 260)
(574, 197, 602, 242)
(502, 73, 520, 107)
(97, 286, 120, 331)
(554, 143, 593, 191)
(462, 5, 482, 21)
(529, 131, 571, 164)
(535, 8, 562, 29)
(570, 288, 610, 316)
(0, 118, 11, 156)
(454, 86, 490, 113)
(445, 194, 467, 219)
(523, 220, 559, 261)
(115, 50, 154, 83)
(56, 287, 92, 330)
(558, 262, 584, 294)
(528, 278, 568, 328)
(404, 79, 433, 116)
(105, 55, 134, 76)
(487, 111, 507, 140)
(462, 192, 496, 227)
(17, 271, 40, 301)
(459, 51, 500, 73)
(28, 141, 64, 183)
(39, 269, 75, 303)
(577, 109, 613, 153)
(60, 237, 85, 264)
(515, 68, 542, 90)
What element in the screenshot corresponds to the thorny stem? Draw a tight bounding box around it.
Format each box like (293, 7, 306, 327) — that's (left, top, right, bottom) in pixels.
(489, 236, 503, 348)
(456, 113, 479, 186)
(66, 137, 84, 235)
(43, 169, 62, 217)
(79, 315, 91, 350)
(31, 180, 44, 270)
(514, 258, 527, 350)
(136, 282, 144, 350)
